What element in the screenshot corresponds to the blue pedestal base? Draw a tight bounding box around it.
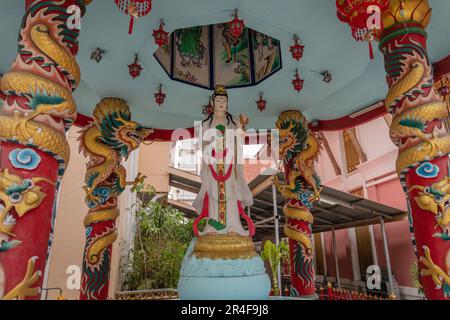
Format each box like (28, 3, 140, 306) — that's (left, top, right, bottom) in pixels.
(178, 274, 271, 300)
(177, 238, 271, 300)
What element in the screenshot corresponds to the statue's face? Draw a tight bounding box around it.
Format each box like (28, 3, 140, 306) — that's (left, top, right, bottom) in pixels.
(214, 95, 228, 113)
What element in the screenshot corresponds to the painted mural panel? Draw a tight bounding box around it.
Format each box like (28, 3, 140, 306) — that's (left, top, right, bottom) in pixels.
(153, 23, 282, 89)
(173, 25, 210, 88)
(213, 24, 251, 87)
(154, 33, 172, 76)
(252, 30, 281, 83)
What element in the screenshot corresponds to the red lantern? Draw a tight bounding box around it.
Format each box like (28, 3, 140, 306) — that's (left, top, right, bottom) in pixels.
(336, 0, 390, 59)
(128, 54, 143, 79)
(154, 85, 166, 106)
(290, 34, 304, 61)
(115, 0, 153, 34)
(228, 9, 245, 38)
(256, 92, 267, 112)
(292, 70, 304, 93)
(153, 20, 169, 48)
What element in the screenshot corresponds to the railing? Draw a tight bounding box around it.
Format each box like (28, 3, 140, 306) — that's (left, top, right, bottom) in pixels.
(317, 283, 396, 300)
(41, 287, 65, 300)
(115, 289, 179, 300)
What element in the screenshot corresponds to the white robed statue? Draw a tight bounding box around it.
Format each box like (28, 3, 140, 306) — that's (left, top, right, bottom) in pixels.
(178, 86, 270, 300)
(193, 85, 254, 238)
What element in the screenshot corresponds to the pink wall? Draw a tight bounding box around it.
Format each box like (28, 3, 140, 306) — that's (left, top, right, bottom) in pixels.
(315, 116, 416, 288)
(372, 220, 415, 287)
(367, 178, 407, 211)
(368, 178, 415, 287)
(323, 229, 353, 280)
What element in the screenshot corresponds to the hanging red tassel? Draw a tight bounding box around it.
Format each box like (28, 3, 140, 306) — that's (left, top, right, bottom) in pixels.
(368, 41, 374, 60)
(129, 16, 134, 34)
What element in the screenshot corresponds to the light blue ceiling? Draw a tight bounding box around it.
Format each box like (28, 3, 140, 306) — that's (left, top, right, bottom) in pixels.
(0, 0, 449, 130)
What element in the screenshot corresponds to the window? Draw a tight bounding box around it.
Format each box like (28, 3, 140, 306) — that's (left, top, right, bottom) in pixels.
(343, 128, 361, 173)
(351, 188, 374, 277)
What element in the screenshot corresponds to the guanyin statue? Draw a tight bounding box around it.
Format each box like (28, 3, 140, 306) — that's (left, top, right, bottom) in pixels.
(192, 84, 254, 238)
(178, 85, 270, 300)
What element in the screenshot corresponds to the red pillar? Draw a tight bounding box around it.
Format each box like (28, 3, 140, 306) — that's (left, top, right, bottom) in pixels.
(378, 0, 450, 300)
(0, 0, 89, 300)
(276, 111, 321, 298)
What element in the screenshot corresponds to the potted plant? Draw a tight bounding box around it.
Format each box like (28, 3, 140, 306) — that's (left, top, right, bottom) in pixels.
(260, 239, 289, 296)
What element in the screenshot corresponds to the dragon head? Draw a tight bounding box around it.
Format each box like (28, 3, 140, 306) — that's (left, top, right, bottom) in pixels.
(0, 169, 52, 251)
(412, 177, 450, 236)
(94, 98, 152, 159)
(275, 110, 309, 163)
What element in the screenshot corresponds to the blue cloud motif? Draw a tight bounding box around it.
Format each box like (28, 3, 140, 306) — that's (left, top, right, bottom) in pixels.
(86, 187, 111, 209)
(9, 148, 42, 171)
(416, 162, 439, 179)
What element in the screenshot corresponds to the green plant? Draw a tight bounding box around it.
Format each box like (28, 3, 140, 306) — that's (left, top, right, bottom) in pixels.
(121, 182, 195, 291)
(260, 239, 289, 295)
(410, 260, 424, 295)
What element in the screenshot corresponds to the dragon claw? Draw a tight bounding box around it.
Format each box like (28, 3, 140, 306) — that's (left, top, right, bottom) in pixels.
(419, 246, 450, 288)
(1, 256, 41, 300)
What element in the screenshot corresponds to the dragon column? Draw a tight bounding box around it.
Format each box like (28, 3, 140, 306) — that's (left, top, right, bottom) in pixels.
(378, 0, 450, 299)
(79, 98, 151, 300)
(275, 110, 322, 298)
(0, 0, 91, 300)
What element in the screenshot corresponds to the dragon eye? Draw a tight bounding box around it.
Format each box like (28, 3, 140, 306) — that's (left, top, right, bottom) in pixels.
(9, 192, 22, 203)
(424, 187, 430, 193)
(23, 179, 34, 188)
(434, 195, 443, 202)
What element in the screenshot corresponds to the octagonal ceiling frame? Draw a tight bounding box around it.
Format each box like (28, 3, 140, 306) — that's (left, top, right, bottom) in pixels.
(153, 24, 283, 91)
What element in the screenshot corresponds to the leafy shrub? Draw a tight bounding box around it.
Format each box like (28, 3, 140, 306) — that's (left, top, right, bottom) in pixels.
(122, 183, 194, 290)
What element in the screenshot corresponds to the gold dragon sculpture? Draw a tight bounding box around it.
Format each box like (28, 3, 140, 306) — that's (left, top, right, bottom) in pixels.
(274, 110, 322, 203)
(78, 97, 152, 300)
(379, 0, 450, 298)
(273, 110, 322, 296)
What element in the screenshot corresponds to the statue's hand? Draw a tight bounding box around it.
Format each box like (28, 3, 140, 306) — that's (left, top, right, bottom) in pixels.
(239, 114, 249, 128)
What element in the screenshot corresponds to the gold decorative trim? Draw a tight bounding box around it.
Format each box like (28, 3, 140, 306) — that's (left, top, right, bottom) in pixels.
(382, 0, 432, 30)
(396, 136, 450, 174)
(0, 115, 69, 163)
(84, 209, 120, 227)
(193, 233, 257, 260)
(283, 206, 313, 224)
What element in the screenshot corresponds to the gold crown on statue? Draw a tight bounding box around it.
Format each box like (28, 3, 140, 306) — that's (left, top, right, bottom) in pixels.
(212, 85, 228, 99)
